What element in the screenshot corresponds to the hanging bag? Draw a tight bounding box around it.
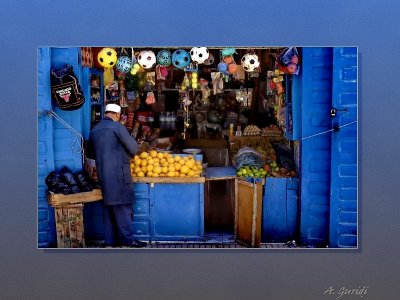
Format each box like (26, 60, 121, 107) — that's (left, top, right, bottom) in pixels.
(50, 64, 85, 110)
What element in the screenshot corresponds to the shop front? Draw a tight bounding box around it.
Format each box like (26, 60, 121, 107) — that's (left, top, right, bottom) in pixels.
(38, 46, 357, 248)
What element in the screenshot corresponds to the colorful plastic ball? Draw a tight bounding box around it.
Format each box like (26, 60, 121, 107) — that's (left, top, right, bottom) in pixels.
(116, 56, 132, 73)
(172, 49, 191, 69)
(97, 48, 117, 68)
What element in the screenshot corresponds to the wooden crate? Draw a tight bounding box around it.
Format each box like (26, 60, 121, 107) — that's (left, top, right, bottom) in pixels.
(48, 189, 102, 206)
(55, 204, 85, 248)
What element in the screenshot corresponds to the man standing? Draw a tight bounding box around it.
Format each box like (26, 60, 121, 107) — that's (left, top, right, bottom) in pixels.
(86, 103, 147, 248)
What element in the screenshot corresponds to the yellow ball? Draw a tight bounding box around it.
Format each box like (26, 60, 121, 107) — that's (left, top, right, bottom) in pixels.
(152, 173, 159, 177)
(134, 159, 141, 166)
(174, 171, 180, 177)
(150, 150, 158, 158)
(168, 165, 176, 172)
(141, 166, 147, 173)
(134, 166, 141, 174)
(162, 161, 169, 168)
(188, 170, 195, 177)
(157, 152, 164, 159)
(162, 166, 168, 174)
(174, 163, 181, 171)
(137, 171, 145, 177)
(167, 171, 175, 177)
(167, 157, 175, 164)
(174, 155, 182, 162)
(97, 48, 117, 68)
(179, 159, 186, 165)
(141, 160, 148, 167)
(147, 158, 154, 165)
(146, 164, 154, 172)
(147, 171, 153, 177)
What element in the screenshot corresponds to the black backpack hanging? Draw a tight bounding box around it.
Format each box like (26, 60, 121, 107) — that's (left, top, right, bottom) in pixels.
(50, 64, 85, 110)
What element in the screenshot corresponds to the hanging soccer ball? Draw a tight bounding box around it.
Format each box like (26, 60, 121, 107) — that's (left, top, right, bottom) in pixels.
(241, 53, 260, 72)
(157, 49, 172, 66)
(190, 47, 209, 64)
(172, 49, 191, 69)
(204, 53, 214, 65)
(97, 48, 118, 68)
(116, 56, 132, 73)
(137, 50, 157, 69)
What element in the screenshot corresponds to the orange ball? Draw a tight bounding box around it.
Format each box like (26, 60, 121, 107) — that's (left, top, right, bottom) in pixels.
(228, 63, 238, 74)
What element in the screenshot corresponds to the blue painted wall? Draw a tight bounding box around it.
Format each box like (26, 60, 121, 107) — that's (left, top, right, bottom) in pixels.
(329, 47, 358, 248)
(299, 47, 333, 246)
(37, 47, 86, 247)
(37, 48, 56, 247)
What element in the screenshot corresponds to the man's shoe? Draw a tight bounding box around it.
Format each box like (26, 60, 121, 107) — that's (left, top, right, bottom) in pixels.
(131, 239, 148, 248)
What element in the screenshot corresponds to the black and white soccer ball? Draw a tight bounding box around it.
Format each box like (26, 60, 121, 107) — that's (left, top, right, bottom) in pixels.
(137, 50, 156, 69)
(241, 53, 260, 72)
(190, 47, 209, 64)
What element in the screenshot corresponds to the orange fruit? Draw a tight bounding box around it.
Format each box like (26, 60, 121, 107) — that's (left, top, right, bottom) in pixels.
(140, 152, 149, 159)
(180, 165, 189, 174)
(150, 150, 158, 158)
(153, 166, 162, 174)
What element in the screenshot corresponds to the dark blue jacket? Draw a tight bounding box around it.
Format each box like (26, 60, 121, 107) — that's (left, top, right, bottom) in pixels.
(86, 117, 138, 205)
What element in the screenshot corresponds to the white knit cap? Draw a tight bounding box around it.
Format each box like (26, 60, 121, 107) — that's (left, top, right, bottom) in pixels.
(105, 103, 121, 113)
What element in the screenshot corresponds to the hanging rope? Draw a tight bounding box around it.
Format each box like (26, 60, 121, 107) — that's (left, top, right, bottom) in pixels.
(300, 120, 357, 141)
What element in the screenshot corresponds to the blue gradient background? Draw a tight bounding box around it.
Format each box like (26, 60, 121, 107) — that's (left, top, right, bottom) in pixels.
(0, 0, 399, 299)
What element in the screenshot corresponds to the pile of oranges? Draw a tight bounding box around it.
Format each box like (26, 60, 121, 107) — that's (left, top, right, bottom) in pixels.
(130, 150, 203, 178)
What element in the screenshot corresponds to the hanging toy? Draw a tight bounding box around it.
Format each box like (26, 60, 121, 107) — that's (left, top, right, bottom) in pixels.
(97, 47, 117, 86)
(157, 49, 172, 66)
(181, 73, 190, 90)
(218, 62, 229, 75)
(190, 47, 209, 64)
(145, 91, 156, 105)
(241, 52, 260, 72)
(191, 72, 198, 89)
(137, 50, 157, 69)
(221, 48, 236, 57)
(130, 63, 142, 75)
(277, 47, 300, 75)
(172, 49, 191, 69)
(116, 56, 132, 74)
